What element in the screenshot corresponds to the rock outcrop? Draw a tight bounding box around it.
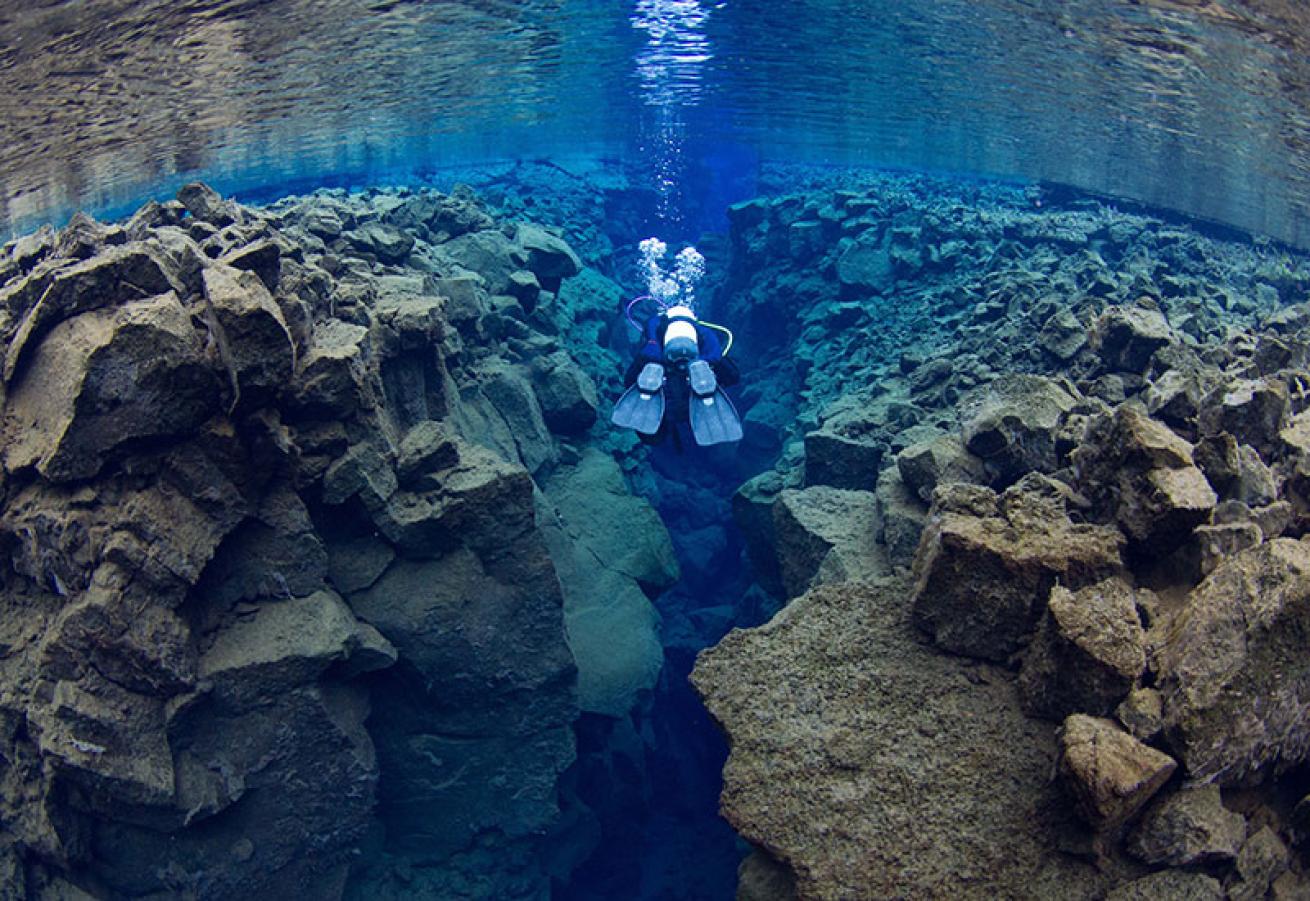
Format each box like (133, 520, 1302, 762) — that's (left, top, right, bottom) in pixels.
(0, 182, 675, 898)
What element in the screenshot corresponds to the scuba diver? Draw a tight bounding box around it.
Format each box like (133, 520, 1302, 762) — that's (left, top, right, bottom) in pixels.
(611, 239, 743, 447)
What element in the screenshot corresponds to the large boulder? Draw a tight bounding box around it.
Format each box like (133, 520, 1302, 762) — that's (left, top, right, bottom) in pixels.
(346, 222, 415, 264)
(3, 242, 179, 381)
(539, 451, 675, 716)
(1157, 538, 1310, 784)
(516, 223, 581, 282)
(3, 292, 219, 482)
(201, 263, 296, 402)
(874, 465, 929, 571)
(958, 375, 1078, 485)
(1018, 577, 1146, 721)
(532, 351, 598, 435)
(692, 579, 1123, 900)
(1198, 377, 1290, 459)
(773, 486, 883, 598)
(911, 479, 1125, 662)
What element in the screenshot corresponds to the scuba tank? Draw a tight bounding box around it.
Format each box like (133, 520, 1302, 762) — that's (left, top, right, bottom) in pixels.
(662, 304, 699, 363)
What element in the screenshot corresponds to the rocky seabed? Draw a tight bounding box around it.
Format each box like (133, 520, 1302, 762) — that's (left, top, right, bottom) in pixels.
(0, 165, 1307, 901)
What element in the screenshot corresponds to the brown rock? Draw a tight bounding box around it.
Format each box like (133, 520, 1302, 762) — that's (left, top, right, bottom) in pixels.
(912, 479, 1124, 662)
(1158, 538, 1310, 784)
(1058, 714, 1177, 830)
(1126, 783, 1246, 866)
(1018, 578, 1146, 720)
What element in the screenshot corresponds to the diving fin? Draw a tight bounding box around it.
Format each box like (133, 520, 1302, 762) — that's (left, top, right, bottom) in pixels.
(611, 362, 666, 435)
(687, 360, 743, 446)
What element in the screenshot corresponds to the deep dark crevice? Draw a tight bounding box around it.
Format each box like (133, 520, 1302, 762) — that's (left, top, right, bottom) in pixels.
(558, 262, 778, 896)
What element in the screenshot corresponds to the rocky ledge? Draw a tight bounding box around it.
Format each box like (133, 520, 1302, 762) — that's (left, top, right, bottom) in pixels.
(0, 182, 676, 898)
(694, 174, 1310, 900)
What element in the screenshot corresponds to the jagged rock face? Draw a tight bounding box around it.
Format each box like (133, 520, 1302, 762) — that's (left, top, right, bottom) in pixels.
(910, 479, 1125, 662)
(1157, 538, 1310, 785)
(1018, 577, 1146, 721)
(772, 486, 883, 598)
(692, 579, 1124, 900)
(0, 183, 674, 898)
(697, 171, 1310, 901)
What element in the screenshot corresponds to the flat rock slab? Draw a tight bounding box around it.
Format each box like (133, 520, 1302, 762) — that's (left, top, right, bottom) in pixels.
(693, 578, 1124, 901)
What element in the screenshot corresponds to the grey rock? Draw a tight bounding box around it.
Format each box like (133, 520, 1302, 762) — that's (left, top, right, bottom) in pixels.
(202, 263, 297, 400)
(1158, 538, 1310, 784)
(774, 486, 883, 598)
(1199, 377, 1290, 458)
(1193, 521, 1263, 577)
(896, 433, 987, 504)
(1104, 871, 1223, 901)
(219, 238, 281, 292)
(693, 579, 1122, 900)
(200, 590, 396, 708)
(875, 465, 929, 570)
(1127, 784, 1246, 866)
(532, 351, 598, 435)
(1038, 308, 1088, 360)
(835, 231, 892, 292)
(1018, 577, 1146, 720)
(323, 442, 397, 508)
(291, 318, 376, 417)
(396, 420, 460, 486)
(959, 374, 1078, 485)
(1228, 827, 1291, 901)
(1072, 405, 1215, 554)
(177, 182, 239, 227)
(3, 242, 180, 381)
(1093, 305, 1174, 373)
(346, 222, 415, 264)
(516, 223, 581, 281)
(4, 291, 218, 482)
(1117, 687, 1165, 741)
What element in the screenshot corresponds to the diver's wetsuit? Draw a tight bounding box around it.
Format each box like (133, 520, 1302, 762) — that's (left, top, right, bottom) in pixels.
(623, 313, 740, 447)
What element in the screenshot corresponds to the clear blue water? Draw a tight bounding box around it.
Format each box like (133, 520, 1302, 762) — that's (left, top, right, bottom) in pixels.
(3, 1, 1310, 245)
(6, 3, 1310, 899)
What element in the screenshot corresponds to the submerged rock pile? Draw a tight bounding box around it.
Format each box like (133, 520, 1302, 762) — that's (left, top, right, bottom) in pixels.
(695, 173, 1310, 899)
(0, 182, 675, 898)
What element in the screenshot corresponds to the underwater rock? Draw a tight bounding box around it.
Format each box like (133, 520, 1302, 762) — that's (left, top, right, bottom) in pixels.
(1104, 871, 1224, 901)
(693, 578, 1120, 900)
(734, 472, 787, 599)
(874, 465, 928, 570)
(1038, 307, 1089, 361)
(539, 451, 673, 716)
(736, 850, 798, 901)
(895, 432, 986, 504)
(911, 478, 1125, 662)
(1058, 714, 1177, 830)
(0, 184, 615, 897)
(201, 263, 296, 401)
(346, 221, 415, 264)
(1227, 827, 1290, 901)
(1018, 577, 1146, 721)
(958, 374, 1078, 485)
(531, 350, 598, 434)
(1072, 404, 1215, 555)
(1117, 687, 1165, 742)
(199, 589, 396, 707)
(1198, 377, 1290, 459)
(1157, 538, 1310, 785)
(516, 222, 582, 282)
(3, 290, 218, 482)
(1093, 304, 1174, 373)
(773, 486, 883, 598)
(176, 181, 240, 227)
(1126, 784, 1246, 866)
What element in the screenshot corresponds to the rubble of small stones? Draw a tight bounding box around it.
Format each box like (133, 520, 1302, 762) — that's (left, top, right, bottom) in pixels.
(695, 169, 1310, 899)
(0, 180, 676, 898)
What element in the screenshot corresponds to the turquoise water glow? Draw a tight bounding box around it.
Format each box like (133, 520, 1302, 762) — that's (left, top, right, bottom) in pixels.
(3, 1, 1310, 245)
